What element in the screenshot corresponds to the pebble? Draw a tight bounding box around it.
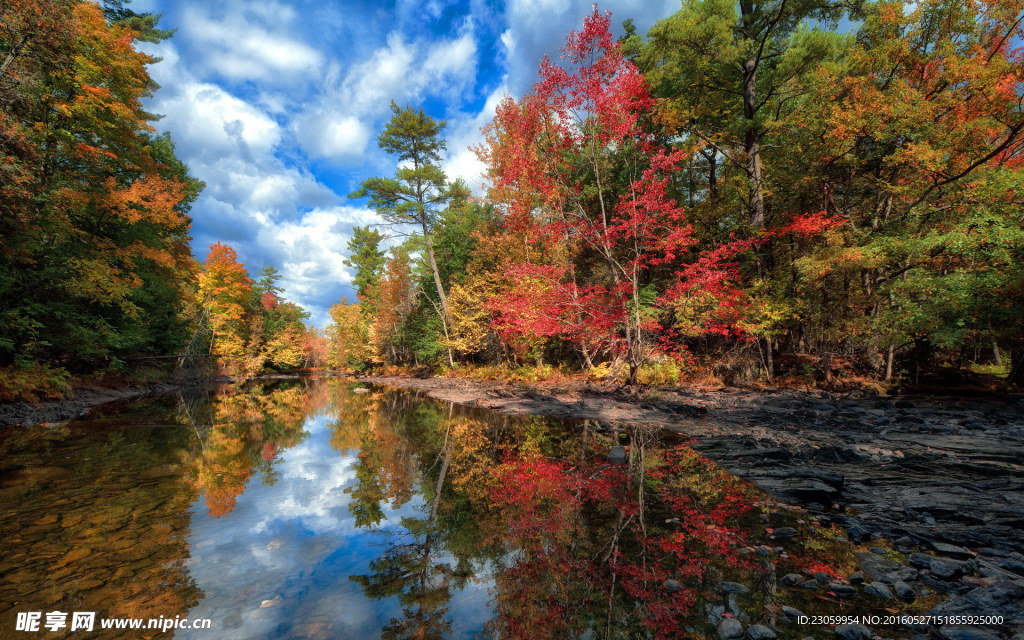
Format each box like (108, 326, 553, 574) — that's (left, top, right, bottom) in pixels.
(893, 580, 916, 601)
(746, 624, 777, 640)
(865, 581, 893, 599)
(834, 624, 874, 640)
(781, 606, 804, 620)
(828, 582, 858, 598)
(781, 573, 804, 587)
(663, 579, 683, 592)
(717, 617, 744, 640)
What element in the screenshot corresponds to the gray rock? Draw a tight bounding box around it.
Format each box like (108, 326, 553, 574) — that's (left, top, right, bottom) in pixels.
(847, 524, 872, 542)
(938, 626, 1002, 640)
(747, 624, 777, 640)
(721, 581, 750, 594)
(856, 551, 903, 582)
(865, 581, 893, 599)
(834, 624, 874, 640)
(930, 558, 965, 580)
(928, 583, 1024, 625)
(893, 579, 916, 601)
(848, 571, 865, 584)
(717, 617, 744, 640)
(609, 446, 627, 464)
(781, 573, 804, 587)
(798, 580, 818, 590)
(908, 553, 935, 569)
(663, 579, 683, 592)
(828, 582, 858, 598)
(707, 604, 726, 624)
(781, 606, 804, 620)
(931, 542, 972, 559)
(771, 527, 798, 540)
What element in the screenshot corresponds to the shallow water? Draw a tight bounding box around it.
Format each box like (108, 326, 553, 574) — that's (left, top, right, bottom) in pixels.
(0, 377, 924, 639)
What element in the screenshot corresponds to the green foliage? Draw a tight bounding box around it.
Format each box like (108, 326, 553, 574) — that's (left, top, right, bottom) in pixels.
(343, 226, 387, 301)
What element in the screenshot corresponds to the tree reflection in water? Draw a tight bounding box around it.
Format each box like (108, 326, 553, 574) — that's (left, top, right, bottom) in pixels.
(188, 380, 321, 518)
(338, 383, 814, 640)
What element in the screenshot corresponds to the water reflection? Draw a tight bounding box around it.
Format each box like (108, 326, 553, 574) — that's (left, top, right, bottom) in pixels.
(0, 377, 916, 639)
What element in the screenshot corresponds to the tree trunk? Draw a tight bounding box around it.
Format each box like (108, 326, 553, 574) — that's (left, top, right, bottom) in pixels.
(1009, 347, 1024, 386)
(741, 54, 765, 228)
(421, 228, 450, 320)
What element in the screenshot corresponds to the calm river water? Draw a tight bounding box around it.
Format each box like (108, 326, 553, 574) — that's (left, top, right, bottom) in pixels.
(0, 377, 917, 639)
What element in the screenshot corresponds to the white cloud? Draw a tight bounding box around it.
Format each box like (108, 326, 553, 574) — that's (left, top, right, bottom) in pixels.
(137, 0, 685, 330)
(294, 29, 478, 164)
(152, 75, 282, 162)
(180, 2, 323, 85)
(296, 112, 373, 161)
(442, 83, 508, 193)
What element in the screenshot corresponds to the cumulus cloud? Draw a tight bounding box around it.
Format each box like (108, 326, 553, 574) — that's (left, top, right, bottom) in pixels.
(294, 27, 478, 165)
(442, 83, 508, 193)
(180, 1, 323, 85)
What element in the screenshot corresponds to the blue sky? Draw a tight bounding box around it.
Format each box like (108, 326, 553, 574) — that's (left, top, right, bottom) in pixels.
(133, 0, 681, 326)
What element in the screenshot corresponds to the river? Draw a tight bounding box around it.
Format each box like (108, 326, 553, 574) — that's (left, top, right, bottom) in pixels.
(0, 376, 936, 639)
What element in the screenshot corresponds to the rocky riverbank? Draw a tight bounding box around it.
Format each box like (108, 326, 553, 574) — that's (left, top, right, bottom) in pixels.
(0, 383, 184, 428)
(359, 375, 1024, 638)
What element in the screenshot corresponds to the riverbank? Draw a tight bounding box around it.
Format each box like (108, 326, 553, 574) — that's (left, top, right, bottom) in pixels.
(0, 382, 186, 428)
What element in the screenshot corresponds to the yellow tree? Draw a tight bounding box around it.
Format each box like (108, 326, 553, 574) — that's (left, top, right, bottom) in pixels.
(326, 298, 376, 371)
(197, 243, 253, 370)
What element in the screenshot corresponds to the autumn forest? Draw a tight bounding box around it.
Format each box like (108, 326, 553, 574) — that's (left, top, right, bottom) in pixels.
(3, 0, 1024, 400)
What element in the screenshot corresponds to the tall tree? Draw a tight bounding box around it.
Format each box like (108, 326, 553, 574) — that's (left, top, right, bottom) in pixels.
(1, 1, 199, 376)
(349, 102, 469, 361)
